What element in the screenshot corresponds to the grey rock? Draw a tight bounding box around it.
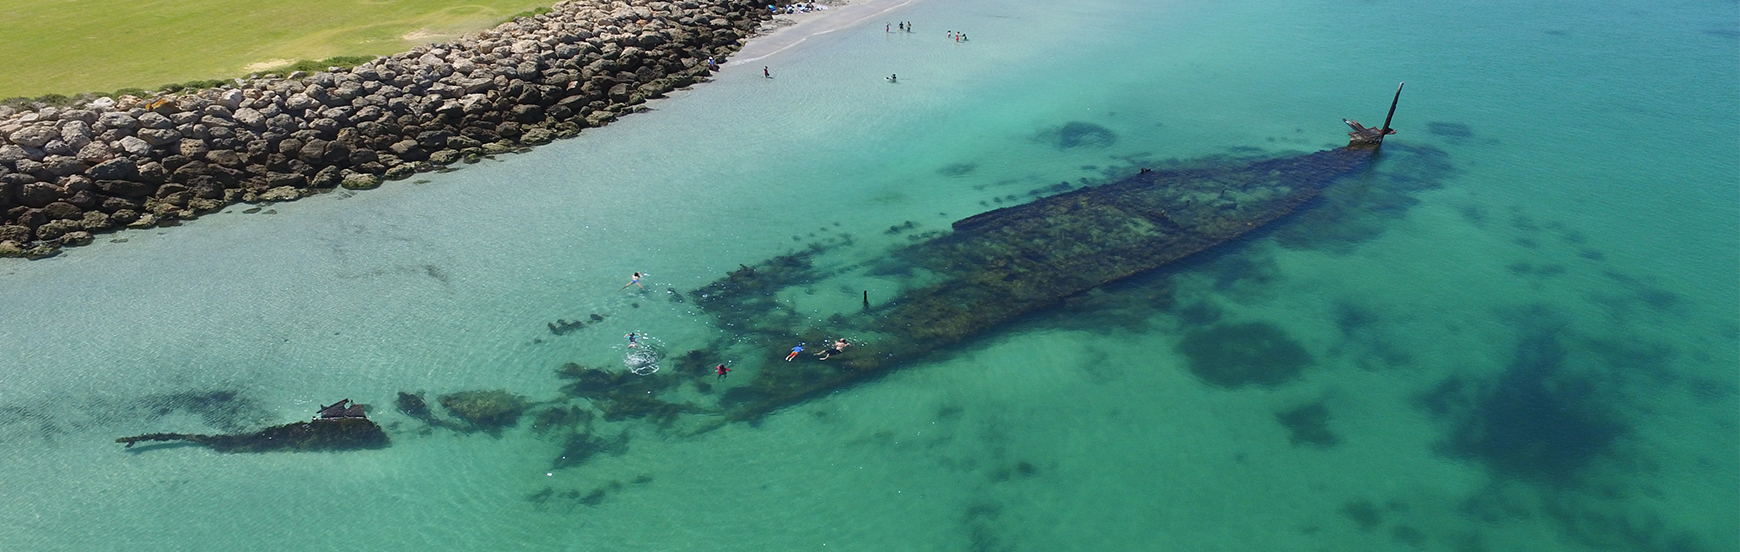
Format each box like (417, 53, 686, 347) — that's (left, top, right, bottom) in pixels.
(75, 142, 112, 164)
(0, 225, 30, 242)
(258, 186, 301, 201)
(520, 127, 554, 145)
(178, 139, 209, 158)
(19, 182, 60, 207)
(311, 165, 342, 188)
(428, 149, 461, 164)
(138, 111, 174, 130)
(35, 219, 81, 241)
(60, 230, 94, 246)
(266, 172, 307, 188)
(43, 139, 77, 156)
(43, 156, 88, 176)
(232, 107, 266, 128)
(310, 118, 341, 135)
(0, 144, 26, 164)
(86, 155, 137, 179)
(383, 163, 418, 180)
(41, 201, 82, 220)
(216, 89, 246, 109)
(15, 158, 45, 176)
(99, 111, 139, 129)
(117, 136, 153, 156)
(340, 172, 382, 190)
(136, 128, 182, 147)
(9, 126, 58, 148)
(284, 93, 318, 113)
(95, 179, 152, 197)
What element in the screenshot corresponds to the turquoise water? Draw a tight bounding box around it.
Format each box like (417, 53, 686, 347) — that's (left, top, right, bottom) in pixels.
(1, 0, 1735, 549)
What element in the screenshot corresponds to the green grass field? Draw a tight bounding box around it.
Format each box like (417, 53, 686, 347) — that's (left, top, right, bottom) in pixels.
(0, 0, 551, 99)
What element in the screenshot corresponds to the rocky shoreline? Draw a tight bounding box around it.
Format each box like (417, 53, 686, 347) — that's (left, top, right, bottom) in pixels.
(0, 0, 784, 259)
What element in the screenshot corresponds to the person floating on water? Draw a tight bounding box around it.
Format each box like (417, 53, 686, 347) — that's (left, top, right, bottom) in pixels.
(622, 272, 646, 290)
(716, 364, 731, 380)
(817, 338, 850, 361)
(625, 332, 640, 348)
(785, 343, 804, 361)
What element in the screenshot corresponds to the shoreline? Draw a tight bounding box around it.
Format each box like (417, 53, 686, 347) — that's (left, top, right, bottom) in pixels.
(732, 0, 922, 64)
(0, 0, 811, 260)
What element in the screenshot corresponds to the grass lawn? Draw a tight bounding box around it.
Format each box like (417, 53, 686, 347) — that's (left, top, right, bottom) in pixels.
(0, 0, 551, 99)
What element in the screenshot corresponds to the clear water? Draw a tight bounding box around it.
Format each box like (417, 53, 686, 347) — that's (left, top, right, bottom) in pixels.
(1, 0, 1735, 549)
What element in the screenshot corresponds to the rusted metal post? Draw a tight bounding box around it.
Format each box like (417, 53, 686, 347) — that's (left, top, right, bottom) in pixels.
(1379, 82, 1404, 137)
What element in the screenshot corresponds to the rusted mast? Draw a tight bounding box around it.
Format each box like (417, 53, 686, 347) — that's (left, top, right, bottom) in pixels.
(1344, 82, 1404, 148)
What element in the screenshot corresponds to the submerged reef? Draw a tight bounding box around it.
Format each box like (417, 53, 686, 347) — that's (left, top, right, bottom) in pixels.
(691, 146, 1376, 420)
(438, 390, 533, 432)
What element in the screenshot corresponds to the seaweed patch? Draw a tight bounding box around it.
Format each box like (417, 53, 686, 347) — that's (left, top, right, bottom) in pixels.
(1176, 321, 1314, 388)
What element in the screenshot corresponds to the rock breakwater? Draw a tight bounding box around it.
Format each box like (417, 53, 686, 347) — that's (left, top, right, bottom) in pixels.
(0, 0, 782, 258)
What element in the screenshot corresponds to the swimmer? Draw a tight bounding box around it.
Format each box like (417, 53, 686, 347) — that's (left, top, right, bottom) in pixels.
(887, 74, 897, 83)
(785, 344, 804, 361)
(622, 272, 646, 290)
(716, 364, 731, 380)
(625, 332, 640, 348)
(817, 338, 850, 361)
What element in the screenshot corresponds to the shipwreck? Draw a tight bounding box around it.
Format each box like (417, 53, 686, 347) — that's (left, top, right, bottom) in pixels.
(117, 399, 389, 453)
(680, 85, 1408, 422)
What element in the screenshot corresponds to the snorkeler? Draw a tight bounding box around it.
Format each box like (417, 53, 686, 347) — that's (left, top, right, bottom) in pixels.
(716, 364, 731, 379)
(817, 338, 850, 360)
(625, 332, 640, 348)
(785, 344, 804, 361)
(622, 272, 646, 290)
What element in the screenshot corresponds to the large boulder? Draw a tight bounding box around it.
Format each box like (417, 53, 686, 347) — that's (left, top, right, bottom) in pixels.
(137, 128, 182, 147)
(87, 158, 140, 180)
(137, 111, 174, 130)
(340, 172, 382, 190)
(18, 182, 61, 208)
(42, 156, 88, 176)
(8, 126, 58, 148)
(98, 111, 138, 129)
(231, 107, 267, 129)
(0, 225, 30, 242)
(116, 136, 153, 156)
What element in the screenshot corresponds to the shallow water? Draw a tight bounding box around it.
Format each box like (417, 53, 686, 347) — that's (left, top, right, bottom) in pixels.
(1, 0, 1735, 550)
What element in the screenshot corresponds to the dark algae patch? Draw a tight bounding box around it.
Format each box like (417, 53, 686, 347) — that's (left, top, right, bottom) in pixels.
(1275, 401, 1339, 447)
(1176, 321, 1314, 388)
(1037, 121, 1118, 149)
(438, 390, 533, 433)
(1437, 327, 1626, 485)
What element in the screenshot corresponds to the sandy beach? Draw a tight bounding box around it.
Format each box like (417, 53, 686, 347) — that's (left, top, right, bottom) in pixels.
(732, 0, 923, 63)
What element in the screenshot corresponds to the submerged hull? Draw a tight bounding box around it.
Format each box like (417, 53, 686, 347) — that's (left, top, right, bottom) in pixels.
(691, 147, 1378, 420)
